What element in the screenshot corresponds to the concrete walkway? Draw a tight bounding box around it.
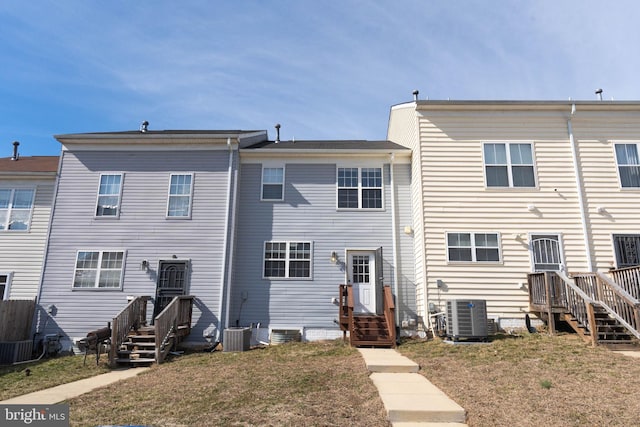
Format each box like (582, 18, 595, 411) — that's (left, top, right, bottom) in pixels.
(358, 348, 467, 427)
(0, 367, 149, 404)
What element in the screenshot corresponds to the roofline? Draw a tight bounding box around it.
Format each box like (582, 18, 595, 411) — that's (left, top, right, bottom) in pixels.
(391, 99, 640, 111)
(55, 130, 268, 144)
(0, 171, 57, 177)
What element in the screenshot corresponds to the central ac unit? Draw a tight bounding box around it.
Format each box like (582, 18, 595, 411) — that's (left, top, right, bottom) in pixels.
(446, 299, 488, 341)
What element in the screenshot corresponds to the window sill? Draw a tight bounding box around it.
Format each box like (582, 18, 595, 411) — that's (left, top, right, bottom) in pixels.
(336, 208, 385, 212)
(484, 187, 539, 191)
(71, 287, 123, 291)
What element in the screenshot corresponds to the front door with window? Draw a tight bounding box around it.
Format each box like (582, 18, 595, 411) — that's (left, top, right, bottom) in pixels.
(154, 260, 189, 318)
(530, 234, 564, 272)
(348, 251, 376, 313)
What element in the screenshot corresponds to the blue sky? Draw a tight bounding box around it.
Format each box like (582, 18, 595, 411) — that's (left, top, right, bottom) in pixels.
(1, 1, 639, 156)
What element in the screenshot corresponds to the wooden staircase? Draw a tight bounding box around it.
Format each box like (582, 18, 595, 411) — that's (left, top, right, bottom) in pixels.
(109, 295, 194, 366)
(339, 284, 396, 348)
(116, 326, 157, 366)
(529, 271, 640, 349)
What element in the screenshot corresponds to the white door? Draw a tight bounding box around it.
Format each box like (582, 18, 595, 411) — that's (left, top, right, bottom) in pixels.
(349, 251, 376, 313)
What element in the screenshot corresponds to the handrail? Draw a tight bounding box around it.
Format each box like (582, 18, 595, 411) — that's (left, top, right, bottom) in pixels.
(338, 285, 355, 345)
(154, 296, 194, 364)
(608, 265, 640, 300)
(382, 285, 396, 347)
(109, 296, 151, 366)
(595, 273, 640, 340)
(555, 272, 596, 342)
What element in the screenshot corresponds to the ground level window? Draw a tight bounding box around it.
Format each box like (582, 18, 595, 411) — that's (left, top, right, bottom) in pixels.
(447, 232, 500, 262)
(264, 241, 311, 278)
(0, 274, 9, 299)
(73, 251, 125, 288)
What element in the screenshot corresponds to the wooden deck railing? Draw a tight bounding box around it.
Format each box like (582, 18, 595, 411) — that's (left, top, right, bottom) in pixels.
(608, 265, 640, 300)
(154, 296, 194, 364)
(338, 284, 354, 343)
(382, 285, 396, 347)
(595, 273, 640, 339)
(109, 296, 150, 366)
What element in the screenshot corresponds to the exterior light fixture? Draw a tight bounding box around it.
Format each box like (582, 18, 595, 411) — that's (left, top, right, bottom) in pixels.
(330, 251, 338, 264)
(141, 259, 149, 271)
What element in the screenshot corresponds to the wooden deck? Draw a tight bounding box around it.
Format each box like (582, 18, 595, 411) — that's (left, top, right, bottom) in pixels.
(339, 284, 396, 348)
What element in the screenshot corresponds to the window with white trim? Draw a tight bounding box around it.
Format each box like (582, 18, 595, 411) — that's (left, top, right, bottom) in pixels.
(73, 251, 125, 288)
(337, 167, 382, 209)
(0, 274, 10, 300)
(614, 143, 640, 188)
(261, 167, 284, 200)
(167, 174, 193, 217)
(0, 188, 35, 231)
(447, 232, 501, 262)
(264, 241, 311, 278)
(96, 174, 122, 217)
(484, 143, 535, 187)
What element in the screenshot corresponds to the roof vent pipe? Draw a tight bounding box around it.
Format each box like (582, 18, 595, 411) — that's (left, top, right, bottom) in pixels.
(413, 90, 419, 101)
(140, 121, 149, 132)
(275, 123, 281, 143)
(11, 141, 19, 161)
(595, 88, 603, 101)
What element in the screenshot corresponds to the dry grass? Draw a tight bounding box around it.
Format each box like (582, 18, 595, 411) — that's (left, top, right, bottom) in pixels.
(0, 354, 110, 400)
(68, 340, 389, 427)
(398, 332, 640, 427)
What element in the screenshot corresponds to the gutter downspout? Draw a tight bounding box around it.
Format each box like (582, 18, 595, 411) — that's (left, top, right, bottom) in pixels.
(567, 104, 594, 272)
(217, 138, 235, 341)
(389, 153, 401, 327)
(223, 146, 240, 334)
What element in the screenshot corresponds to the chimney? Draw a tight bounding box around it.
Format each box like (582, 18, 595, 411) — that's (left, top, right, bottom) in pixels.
(11, 141, 19, 161)
(140, 121, 149, 132)
(275, 123, 281, 143)
(413, 90, 419, 101)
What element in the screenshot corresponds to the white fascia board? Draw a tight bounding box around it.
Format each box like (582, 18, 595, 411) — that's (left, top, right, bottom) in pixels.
(240, 150, 411, 164)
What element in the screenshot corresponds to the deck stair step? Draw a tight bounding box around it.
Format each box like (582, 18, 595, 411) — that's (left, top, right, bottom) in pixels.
(351, 315, 395, 348)
(116, 326, 159, 366)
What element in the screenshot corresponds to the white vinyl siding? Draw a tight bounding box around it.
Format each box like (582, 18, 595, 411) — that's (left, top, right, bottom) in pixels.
(261, 167, 284, 201)
(0, 188, 35, 231)
(73, 250, 125, 289)
(614, 143, 640, 188)
(447, 232, 501, 262)
(95, 174, 122, 217)
(167, 174, 193, 217)
(484, 143, 536, 188)
(337, 167, 382, 209)
(263, 241, 311, 279)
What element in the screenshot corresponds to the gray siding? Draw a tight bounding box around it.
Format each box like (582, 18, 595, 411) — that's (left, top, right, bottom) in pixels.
(38, 150, 235, 346)
(0, 178, 55, 300)
(230, 161, 416, 331)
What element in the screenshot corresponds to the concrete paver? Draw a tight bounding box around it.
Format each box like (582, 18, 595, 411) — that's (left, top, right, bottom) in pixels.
(0, 367, 150, 404)
(359, 347, 467, 426)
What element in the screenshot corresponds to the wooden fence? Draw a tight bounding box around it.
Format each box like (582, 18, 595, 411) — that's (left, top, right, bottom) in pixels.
(0, 300, 36, 341)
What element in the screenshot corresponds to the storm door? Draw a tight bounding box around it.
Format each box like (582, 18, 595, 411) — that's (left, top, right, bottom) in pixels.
(613, 234, 640, 268)
(153, 260, 189, 318)
(530, 234, 563, 272)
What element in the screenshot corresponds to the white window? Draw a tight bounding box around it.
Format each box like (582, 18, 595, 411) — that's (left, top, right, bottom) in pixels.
(484, 143, 536, 188)
(263, 241, 312, 278)
(96, 174, 122, 217)
(614, 143, 640, 188)
(73, 251, 125, 289)
(167, 174, 193, 217)
(0, 189, 35, 231)
(337, 167, 382, 209)
(261, 167, 284, 201)
(0, 273, 11, 300)
(447, 232, 501, 262)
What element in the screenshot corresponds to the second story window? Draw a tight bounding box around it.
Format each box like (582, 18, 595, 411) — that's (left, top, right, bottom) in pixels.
(167, 174, 193, 217)
(337, 167, 382, 209)
(261, 167, 284, 201)
(0, 188, 35, 231)
(96, 174, 122, 217)
(484, 143, 536, 188)
(614, 143, 640, 188)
